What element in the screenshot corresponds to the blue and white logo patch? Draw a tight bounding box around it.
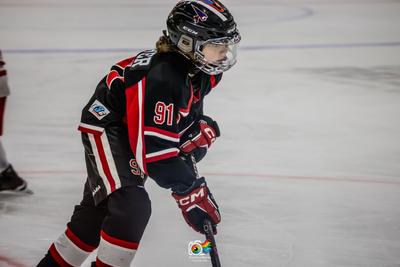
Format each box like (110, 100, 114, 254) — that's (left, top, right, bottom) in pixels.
(89, 100, 110, 120)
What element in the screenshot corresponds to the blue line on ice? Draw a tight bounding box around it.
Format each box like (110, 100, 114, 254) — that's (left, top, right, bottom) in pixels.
(3, 41, 400, 54)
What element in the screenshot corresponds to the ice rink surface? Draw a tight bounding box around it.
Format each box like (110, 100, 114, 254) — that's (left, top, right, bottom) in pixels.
(1, 0, 400, 266)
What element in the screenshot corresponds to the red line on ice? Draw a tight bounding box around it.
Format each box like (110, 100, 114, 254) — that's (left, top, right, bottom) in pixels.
(204, 172, 400, 186)
(18, 170, 400, 186)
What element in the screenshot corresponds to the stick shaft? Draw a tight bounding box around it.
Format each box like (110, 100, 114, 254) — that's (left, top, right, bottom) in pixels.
(204, 219, 222, 267)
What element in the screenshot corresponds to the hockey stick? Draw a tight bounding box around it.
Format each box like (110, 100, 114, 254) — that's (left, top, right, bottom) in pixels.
(190, 154, 222, 267)
(203, 218, 222, 267)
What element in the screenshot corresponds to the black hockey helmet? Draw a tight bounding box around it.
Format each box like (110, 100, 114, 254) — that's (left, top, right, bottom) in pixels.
(166, 0, 241, 75)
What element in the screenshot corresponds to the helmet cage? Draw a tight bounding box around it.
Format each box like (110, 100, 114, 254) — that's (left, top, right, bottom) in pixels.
(193, 33, 241, 75)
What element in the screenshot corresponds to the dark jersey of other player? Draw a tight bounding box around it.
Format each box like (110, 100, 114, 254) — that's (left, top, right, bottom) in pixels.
(78, 50, 222, 194)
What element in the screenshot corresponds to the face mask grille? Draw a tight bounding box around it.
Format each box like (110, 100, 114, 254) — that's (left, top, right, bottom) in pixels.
(193, 33, 241, 75)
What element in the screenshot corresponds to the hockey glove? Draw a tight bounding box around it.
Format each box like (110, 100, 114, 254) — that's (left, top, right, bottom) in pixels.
(172, 177, 221, 234)
(180, 115, 220, 161)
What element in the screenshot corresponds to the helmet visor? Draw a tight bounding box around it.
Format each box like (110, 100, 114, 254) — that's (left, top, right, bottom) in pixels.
(195, 33, 241, 75)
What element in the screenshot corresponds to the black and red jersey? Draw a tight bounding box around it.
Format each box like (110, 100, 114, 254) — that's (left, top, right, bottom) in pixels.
(78, 50, 222, 190)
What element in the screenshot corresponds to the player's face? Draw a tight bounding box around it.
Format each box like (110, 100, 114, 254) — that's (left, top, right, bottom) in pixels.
(202, 43, 229, 63)
(194, 34, 240, 74)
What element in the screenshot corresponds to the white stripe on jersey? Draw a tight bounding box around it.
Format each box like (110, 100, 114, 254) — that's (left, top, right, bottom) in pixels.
(78, 122, 104, 133)
(179, 121, 195, 136)
(146, 148, 180, 159)
(136, 79, 146, 172)
(179, 109, 190, 117)
(100, 133, 121, 189)
(88, 134, 112, 195)
(144, 130, 180, 143)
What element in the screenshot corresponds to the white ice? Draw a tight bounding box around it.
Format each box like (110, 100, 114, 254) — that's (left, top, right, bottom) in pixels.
(1, 0, 400, 266)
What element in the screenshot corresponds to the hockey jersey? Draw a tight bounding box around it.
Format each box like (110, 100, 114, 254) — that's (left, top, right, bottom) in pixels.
(78, 50, 222, 190)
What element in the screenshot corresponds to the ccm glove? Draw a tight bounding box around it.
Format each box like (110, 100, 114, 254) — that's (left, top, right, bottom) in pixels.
(180, 115, 220, 157)
(172, 177, 221, 234)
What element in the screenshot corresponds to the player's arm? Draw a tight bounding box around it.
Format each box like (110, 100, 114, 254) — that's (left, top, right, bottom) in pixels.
(141, 62, 198, 190)
(140, 63, 221, 233)
(178, 72, 223, 162)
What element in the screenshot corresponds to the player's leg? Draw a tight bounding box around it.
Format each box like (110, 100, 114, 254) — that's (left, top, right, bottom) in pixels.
(95, 185, 152, 267)
(37, 131, 110, 266)
(38, 124, 149, 266)
(91, 125, 151, 266)
(0, 96, 27, 192)
(37, 180, 108, 267)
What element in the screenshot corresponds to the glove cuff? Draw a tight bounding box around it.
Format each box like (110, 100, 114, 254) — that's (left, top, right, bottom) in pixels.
(172, 177, 206, 196)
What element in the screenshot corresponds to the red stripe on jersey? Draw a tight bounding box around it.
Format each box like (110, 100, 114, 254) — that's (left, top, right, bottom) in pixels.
(65, 227, 96, 253)
(100, 230, 139, 250)
(146, 150, 179, 163)
(210, 75, 217, 89)
(93, 134, 116, 192)
(126, 83, 140, 166)
(49, 244, 74, 267)
(77, 125, 103, 135)
(115, 57, 135, 70)
(125, 79, 148, 174)
(96, 258, 113, 267)
(106, 70, 124, 88)
(143, 126, 180, 139)
(179, 83, 194, 116)
(0, 70, 7, 77)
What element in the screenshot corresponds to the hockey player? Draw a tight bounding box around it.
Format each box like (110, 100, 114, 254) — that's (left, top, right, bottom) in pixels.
(37, 0, 240, 266)
(0, 50, 28, 192)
